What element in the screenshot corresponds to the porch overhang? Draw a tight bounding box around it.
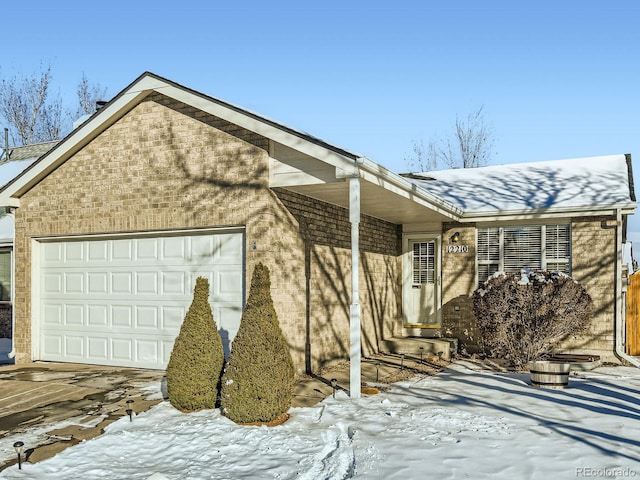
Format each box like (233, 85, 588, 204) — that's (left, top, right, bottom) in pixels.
(271, 154, 463, 225)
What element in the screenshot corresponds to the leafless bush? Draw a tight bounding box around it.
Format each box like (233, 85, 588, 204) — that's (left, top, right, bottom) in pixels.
(472, 271, 593, 368)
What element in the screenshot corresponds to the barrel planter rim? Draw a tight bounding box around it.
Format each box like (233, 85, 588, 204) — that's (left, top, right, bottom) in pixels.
(528, 360, 571, 389)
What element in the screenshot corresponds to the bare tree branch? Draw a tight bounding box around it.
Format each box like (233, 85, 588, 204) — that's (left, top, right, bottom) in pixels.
(0, 64, 65, 145)
(76, 73, 108, 117)
(406, 106, 495, 171)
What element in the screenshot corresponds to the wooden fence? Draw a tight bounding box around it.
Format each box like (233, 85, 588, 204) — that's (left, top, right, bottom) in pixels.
(626, 273, 640, 355)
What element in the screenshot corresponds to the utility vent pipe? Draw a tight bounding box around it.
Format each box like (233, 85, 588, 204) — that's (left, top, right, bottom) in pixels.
(3, 128, 9, 162)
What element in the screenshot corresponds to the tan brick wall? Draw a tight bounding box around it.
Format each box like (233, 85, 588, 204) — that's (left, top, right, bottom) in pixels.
(13, 93, 308, 371)
(437, 218, 619, 361)
(274, 189, 402, 370)
(13, 93, 402, 374)
(560, 217, 617, 361)
(439, 223, 481, 353)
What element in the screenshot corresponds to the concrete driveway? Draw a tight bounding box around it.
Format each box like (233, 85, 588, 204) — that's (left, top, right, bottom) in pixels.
(0, 354, 445, 472)
(0, 362, 165, 471)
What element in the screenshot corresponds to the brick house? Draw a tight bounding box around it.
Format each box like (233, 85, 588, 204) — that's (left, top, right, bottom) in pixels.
(0, 73, 635, 378)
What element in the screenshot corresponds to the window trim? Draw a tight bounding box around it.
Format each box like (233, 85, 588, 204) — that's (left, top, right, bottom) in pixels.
(0, 247, 11, 303)
(476, 224, 571, 285)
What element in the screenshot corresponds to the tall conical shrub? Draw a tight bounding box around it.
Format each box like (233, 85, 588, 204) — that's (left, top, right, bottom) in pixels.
(166, 277, 224, 412)
(220, 263, 295, 424)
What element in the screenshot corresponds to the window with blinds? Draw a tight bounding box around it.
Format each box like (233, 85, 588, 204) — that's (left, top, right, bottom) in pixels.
(412, 241, 435, 284)
(0, 250, 11, 302)
(477, 224, 571, 284)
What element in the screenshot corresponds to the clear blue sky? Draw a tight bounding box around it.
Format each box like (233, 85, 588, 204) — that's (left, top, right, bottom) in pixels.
(4, 1, 640, 228)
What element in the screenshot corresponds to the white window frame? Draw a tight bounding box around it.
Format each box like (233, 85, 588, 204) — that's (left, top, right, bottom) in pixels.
(476, 224, 571, 284)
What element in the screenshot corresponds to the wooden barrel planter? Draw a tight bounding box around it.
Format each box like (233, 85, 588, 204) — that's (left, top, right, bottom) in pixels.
(528, 361, 571, 389)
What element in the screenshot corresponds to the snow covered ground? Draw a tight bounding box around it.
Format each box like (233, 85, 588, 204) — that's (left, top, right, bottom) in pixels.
(2, 360, 639, 480)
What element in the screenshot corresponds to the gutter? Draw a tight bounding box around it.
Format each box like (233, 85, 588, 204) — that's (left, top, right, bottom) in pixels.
(357, 157, 463, 219)
(615, 208, 640, 367)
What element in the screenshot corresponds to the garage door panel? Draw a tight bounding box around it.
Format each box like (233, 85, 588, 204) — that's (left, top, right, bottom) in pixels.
(39, 232, 244, 368)
(136, 272, 159, 295)
(112, 305, 133, 328)
(217, 235, 243, 263)
(135, 238, 158, 261)
(65, 273, 84, 294)
(88, 272, 108, 294)
(65, 243, 84, 262)
(65, 305, 84, 326)
(162, 306, 186, 330)
(136, 339, 159, 364)
(65, 336, 84, 358)
(216, 269, 243, 298)
(43, 304, 62, 325)
(112, 337, 133, 362)
(112, 239, 133, 261)
(162, 237, 186, 260)
(87, 305, 108, 326)
(44, 273, 63, 294)
(135, 306, 159, 329)
(43, 335, 62, 356)
(88, 337, 108, 360)
(162, 271, 187, 295)
(88, 241, 108, 261)
(111, 272, 133, 294)
(43, 243, 63, 262)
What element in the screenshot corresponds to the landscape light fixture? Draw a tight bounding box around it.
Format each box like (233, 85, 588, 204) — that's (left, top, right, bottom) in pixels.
(419, 346, 424, 363)
(13, 441, 24, 469)
(400, 353, 405, 369)
(451, 232, 460, 243)
(126, 399, 134, 422)
(330, 378, 338, 398)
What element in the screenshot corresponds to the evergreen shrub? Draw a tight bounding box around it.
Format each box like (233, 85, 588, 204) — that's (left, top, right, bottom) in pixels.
(220, 263, 295, 424)
(472, 270, 593, 368)
(166, 277, 224, 412)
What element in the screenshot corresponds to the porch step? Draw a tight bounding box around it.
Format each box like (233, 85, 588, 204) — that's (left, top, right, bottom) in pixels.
(379, 337, 457, 361)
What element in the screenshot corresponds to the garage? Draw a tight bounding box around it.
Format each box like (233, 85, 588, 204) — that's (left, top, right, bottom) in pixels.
(36, 231, 244, 369)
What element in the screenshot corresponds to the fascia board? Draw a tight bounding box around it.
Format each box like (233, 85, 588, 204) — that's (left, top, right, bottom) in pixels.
(358, 165, 463, 220)
(457, 203, 637, 223)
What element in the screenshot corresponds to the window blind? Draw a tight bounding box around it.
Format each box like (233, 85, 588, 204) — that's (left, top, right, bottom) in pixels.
(477, 224, 571, 284)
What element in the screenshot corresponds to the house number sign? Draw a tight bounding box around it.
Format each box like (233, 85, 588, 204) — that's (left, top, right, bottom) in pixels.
(446, 245, 469, 253)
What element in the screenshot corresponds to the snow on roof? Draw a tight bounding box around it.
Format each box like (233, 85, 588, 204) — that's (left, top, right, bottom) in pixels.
(0, 158, 41, 190)
(0, 141, 58, 189)
(405, 154, 635, 216)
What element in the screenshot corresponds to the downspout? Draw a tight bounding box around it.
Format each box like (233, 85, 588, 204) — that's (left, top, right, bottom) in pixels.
(615, 208, 640, 367)
(6, 209, 15, 359)
(349, 158, 364, 398)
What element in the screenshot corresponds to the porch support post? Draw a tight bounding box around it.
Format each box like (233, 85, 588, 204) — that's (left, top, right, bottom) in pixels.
(349, 175, 361, 399)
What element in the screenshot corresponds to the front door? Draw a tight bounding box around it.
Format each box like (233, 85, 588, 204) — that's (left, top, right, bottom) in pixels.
(404, 238, 438, 325)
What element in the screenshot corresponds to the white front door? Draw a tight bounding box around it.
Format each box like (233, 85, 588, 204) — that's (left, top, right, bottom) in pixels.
(403, 238, 439, 325)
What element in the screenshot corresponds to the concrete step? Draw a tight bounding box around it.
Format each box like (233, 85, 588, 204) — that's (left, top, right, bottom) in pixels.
(379, 337, 457, 361)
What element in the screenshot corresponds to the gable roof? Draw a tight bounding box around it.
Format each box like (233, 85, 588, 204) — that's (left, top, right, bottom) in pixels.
(404, 154, 636, 220)
(0, 72, 463, 223)
(0, 72, 634, 223)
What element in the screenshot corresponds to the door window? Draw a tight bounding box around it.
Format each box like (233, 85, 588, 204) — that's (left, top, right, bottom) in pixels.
(412, 241, 435, 285)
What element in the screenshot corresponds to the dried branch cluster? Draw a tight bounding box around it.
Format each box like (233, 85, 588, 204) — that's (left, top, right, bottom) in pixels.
(472, 270, 593, 368)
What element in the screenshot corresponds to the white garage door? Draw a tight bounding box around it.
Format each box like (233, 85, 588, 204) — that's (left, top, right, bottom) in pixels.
(38, 232, 244, 369)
